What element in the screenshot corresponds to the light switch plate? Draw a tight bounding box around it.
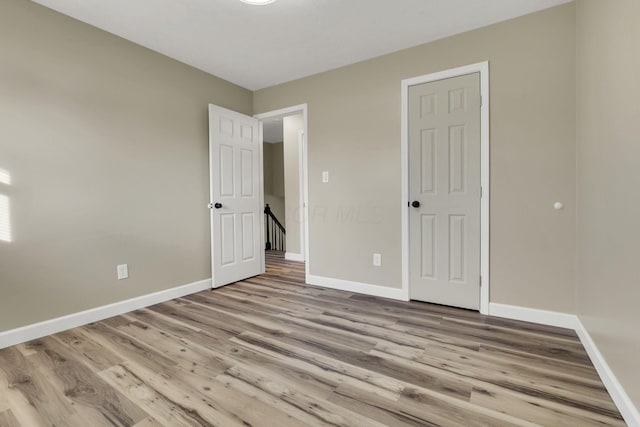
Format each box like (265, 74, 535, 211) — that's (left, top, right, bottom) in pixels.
(322, 171, 329, 183)
(373, 253, 382, 267)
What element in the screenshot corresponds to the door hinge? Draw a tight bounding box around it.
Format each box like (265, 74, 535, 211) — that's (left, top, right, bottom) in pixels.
(480, 186, 483, 198)
(479, 275, 482, 287)
(480, 95, 483, 107)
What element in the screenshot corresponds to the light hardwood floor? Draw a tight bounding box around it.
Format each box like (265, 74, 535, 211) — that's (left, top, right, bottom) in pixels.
(0, 252, 625, 426)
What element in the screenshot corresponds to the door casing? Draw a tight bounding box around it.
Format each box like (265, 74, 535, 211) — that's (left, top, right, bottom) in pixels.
(401, 62, 490, 314)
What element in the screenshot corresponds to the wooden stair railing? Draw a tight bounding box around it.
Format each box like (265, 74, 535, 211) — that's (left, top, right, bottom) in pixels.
(264, 204, 286, 251)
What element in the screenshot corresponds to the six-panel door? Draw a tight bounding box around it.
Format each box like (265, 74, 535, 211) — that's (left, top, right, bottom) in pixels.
(209, 105, 262, 287)
(408, 73, 481, 310)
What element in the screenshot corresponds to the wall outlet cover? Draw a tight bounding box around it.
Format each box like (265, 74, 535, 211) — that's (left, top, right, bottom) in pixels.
(117, 264, 129, 280)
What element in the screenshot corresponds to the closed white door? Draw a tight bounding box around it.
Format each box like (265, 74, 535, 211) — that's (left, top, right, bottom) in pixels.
(209, 105, 263, 287)
(408, 73, 481, 310)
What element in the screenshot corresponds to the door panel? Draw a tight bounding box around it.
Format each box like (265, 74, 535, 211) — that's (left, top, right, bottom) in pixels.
(240, 149, 254, 197)
(420, 130, 436, 194)
(420, 214, 436, 278)
(449, 214, 466, 282)
(241, 212, 256, 261)
(409, 73, 481, 310)
(449, 126, 466, 193)
(220, 213, 236, 266)
(220, 144, 235, 197)
(209, 105, 263, 287)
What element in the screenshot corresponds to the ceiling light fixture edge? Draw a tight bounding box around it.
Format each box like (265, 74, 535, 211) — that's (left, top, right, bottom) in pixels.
(240, 0, 276, 5)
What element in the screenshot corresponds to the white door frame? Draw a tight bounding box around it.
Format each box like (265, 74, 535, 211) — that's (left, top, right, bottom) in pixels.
(401, 62, 490, 314)
(254, 104, 310, 280)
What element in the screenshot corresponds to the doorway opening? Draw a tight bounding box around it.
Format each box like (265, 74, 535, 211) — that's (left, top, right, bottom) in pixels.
(255, 105, 309, 279)
(262, 118, 287, 253)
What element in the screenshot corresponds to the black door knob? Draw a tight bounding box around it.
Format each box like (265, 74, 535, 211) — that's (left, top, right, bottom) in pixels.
(214, 202, 223, 209)
(411, 201, 420, 208)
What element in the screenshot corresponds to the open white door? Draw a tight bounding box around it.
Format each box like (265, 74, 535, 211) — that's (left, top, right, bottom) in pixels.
(209, 104, 263, 287)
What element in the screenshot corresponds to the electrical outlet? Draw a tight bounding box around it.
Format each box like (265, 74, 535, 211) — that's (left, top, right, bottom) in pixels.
(373, 253, 382, 267)
(117, 264, 129, 280)
(322, 171, 329, 183)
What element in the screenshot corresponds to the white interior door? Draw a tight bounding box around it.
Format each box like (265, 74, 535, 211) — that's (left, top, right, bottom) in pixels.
(209, 104, 263, 287)
(408, 73, 481, 310)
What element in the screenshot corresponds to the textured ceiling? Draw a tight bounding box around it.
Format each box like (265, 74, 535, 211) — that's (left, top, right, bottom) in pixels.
(32, 0, 570, 90)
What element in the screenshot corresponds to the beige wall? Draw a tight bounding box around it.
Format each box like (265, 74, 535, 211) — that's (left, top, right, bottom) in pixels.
(283, 115, 303, 256)
(255, 4, 577, 312)
(0, 0, 252, 331)
(264, 143, 274, 195)
(272, 143, 285, 201)
(263, 142, 285, 225)
(576, 0, 640, 407)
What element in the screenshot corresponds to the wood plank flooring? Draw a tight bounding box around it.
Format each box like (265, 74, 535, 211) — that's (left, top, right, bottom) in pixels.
(0, 252, 625, 426)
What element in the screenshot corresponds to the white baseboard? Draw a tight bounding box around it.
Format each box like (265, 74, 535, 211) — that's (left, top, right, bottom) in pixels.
(285, 252, 305, 262)
(0, 278, 212, 350)
(307, 274, 409, 301)
(489, 302, 578, 329)
(574, 317, 640, 427)
(489, 302, 639, 427)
